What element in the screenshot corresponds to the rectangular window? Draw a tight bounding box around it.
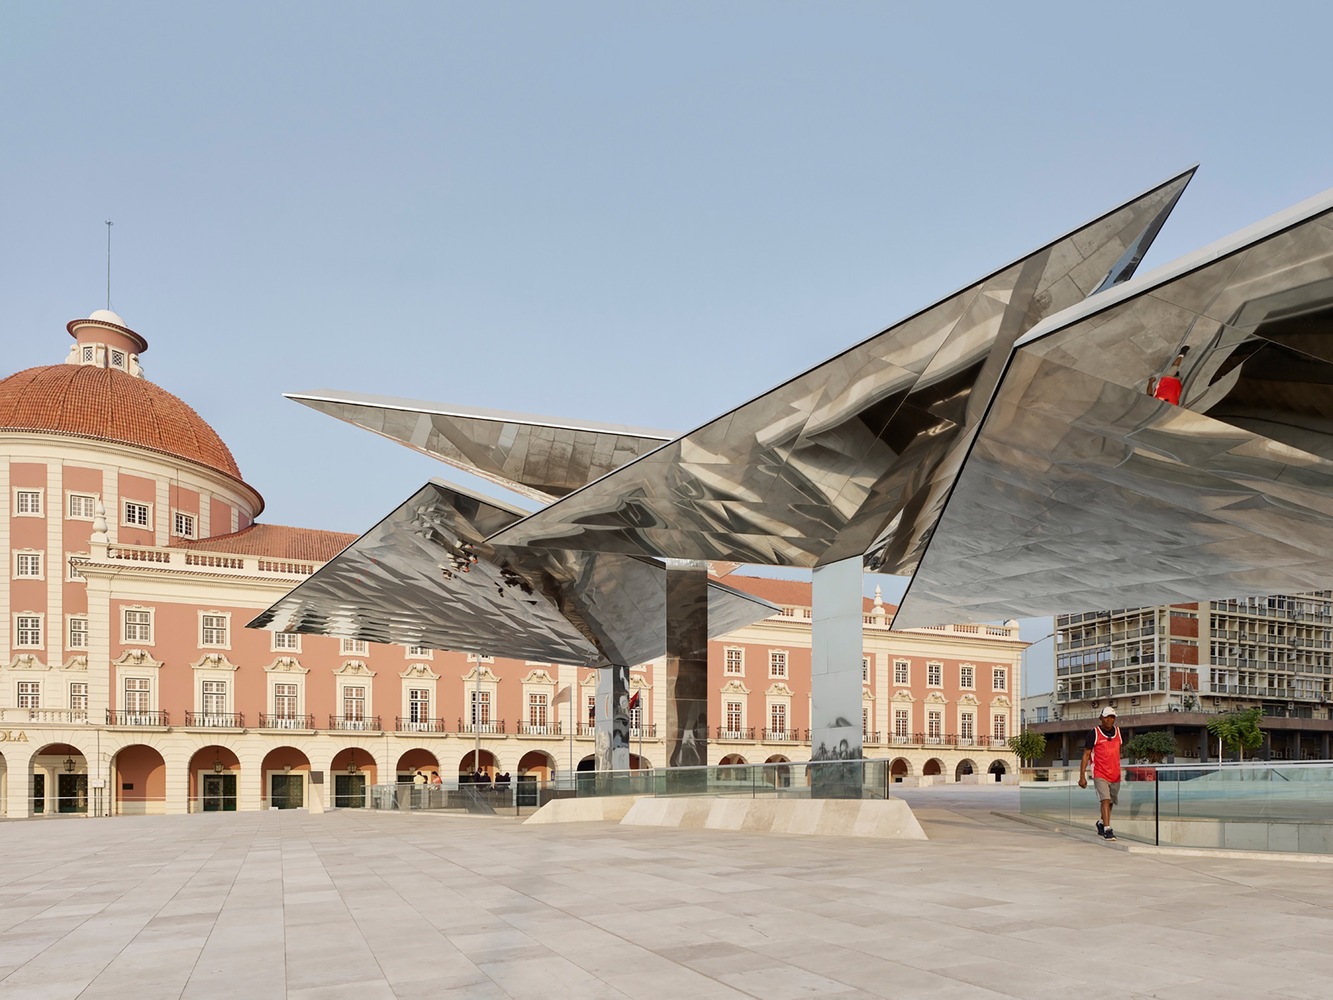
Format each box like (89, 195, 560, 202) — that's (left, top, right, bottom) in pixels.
(927, 662, 942, 686)
(630, 702, 642, 731)
(992, 667, 1007, 691)
(862, 656, 872, 683)
(725, 700, 743, 732)
(770, 702, 787, 736)
(724, 647, 744, 675)
(16, 615, 42, 647)
(274, 683, 298, 718)
(586, 695, 596, 726)
(893, 708, 910, 740)
(123, 609, 153, 643)
(894, 661, 909, 685)
(528, 692, 548, 728)
(769, 650, 788, 678)
(201, 614, 228, 647)
(15, 552, 42, 578)
(68, 493, 96, 519)
(70, 682, 88, 713)
(66, 554, 85, 582)
(17, 681, 40, 709)
(927, 710, 942, 741)
(409, 688, 431, 724)
(470, 690, 491, 726)
(993, 715, 1007, 741)
(862, 707, 869, 736)
(173, 511, 196, 539)
(124, 677, 151, 714)
(341, 638, 368, 655)
(15, 489, 42, 515)
(406, 645, 432, 658)
(68, 616, 89, 649)
(202, 680, 228, 716)
(960, 664, 974, 688)
(343, 685, 366, 721)
(123, 501, 151, 528)
(960, 712, 975, 742)
(272, 631, 300, 651)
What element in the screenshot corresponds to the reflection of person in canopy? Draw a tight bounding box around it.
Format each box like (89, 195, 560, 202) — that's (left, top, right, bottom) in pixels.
(1147, 346, 1190, 405)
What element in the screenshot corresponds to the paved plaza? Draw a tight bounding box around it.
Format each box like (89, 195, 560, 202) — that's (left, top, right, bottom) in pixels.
(2, 786, 1332, 999)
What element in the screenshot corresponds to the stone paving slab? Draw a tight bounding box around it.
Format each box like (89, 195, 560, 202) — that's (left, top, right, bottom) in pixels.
(1, 785, 1332, 998)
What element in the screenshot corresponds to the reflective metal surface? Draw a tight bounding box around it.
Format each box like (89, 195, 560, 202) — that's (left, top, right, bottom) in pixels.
(896, 187, 1333, 626)
(249, 480, 776, 666)
(285, 392, 673, 504)
(485, 171, 1196, 576)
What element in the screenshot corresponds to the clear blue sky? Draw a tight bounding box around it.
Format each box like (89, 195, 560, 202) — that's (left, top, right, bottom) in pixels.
(6, 3, 1332, 692)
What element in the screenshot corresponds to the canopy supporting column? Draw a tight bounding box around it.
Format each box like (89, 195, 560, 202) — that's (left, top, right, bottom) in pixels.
(811, 555, 865, 798)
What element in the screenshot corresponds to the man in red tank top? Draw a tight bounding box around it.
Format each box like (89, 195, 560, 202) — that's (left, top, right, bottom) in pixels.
(1078, 707, 1122, 841)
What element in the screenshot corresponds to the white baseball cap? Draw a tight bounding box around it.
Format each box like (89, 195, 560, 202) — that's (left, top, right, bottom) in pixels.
(1100, 706, 1117, 717)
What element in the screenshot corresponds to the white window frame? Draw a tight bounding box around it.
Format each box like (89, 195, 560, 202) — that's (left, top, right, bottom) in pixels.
(528, 692, 549, 729)
(17, 680, 41, 710)
(172, 510, 197, 539)
(960, 711, 975, 743)
(893, 660, 910, 686)
(272, 631, 301, 652)
(122, 607, 154, 645)
(769, 701, 788, 738)
(724, 699, 745, 737)
(69, 682, 89, 715)
(122, 500, 152, 529)
(768, 649, 788, 679)
(68, 493, 97, 520)
(405, 645, 433, 658)
(68, 616, 89, 649)
(862, 655, 871, 683)
(199, 611, 231, 649)
(926, 662, 943, 687)
(272, 681, 302, 722)
(927, 709, 943, 742)
(15, 614, 43, 648)
(343, 684, 367, 722)
(340, 637, 368, 655)
(408, 687, 432, 725)
(992, 667, 1008, 692)
(66, 553, 87, 582)
(893, 708, 910, 740)
(123, 676, 154, 721)
(960, 664, 975, 689)
(992, 713, 1008, 742)
(201, 679, 230, 721)
(724, 647, 744, 676)
(14, 489, 43, 516)
(15, 551, 43, 579)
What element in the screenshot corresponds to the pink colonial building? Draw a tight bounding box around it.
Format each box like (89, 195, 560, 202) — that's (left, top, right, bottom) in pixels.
(0, 309, 1022, 818)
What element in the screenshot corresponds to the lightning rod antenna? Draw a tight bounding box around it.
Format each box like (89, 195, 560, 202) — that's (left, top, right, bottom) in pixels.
(105, 220, 113, 311)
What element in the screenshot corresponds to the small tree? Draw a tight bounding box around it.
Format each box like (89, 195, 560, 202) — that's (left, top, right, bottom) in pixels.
(1124, 730, 1177, 763)
(1007, 730, 1047, 765)
(1206, 706, 1265, 761)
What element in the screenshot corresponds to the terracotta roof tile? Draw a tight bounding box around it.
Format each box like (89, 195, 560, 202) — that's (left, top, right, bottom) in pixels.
(172, 524, 356, 562)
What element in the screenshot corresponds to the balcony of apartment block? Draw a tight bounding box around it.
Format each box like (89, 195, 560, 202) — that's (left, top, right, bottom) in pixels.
(106, 710, 169, 728)
(763, 728, 803, 743)
(716, 726, 756, 742)
(458, 719, 506, 736)
(329, 714, 382, 733)
(886, 731, 999, 749)
(183, 711, 244, 730)
(1, 708, 89, 725)
(395, 716, 449, 734)
(257, 713, 316, 732)
(515, 721, 563, 738)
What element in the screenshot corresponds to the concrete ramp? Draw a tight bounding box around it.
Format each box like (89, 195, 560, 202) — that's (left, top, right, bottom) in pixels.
(523, 796, 642, 824)
(620, 797, 927, 840)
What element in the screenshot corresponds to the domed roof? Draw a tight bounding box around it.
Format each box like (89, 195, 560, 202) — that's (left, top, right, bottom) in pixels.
(0, 364, 244, 481)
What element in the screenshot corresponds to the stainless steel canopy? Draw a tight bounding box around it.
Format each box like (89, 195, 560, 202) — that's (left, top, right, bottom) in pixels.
(249, 479, 777, 666)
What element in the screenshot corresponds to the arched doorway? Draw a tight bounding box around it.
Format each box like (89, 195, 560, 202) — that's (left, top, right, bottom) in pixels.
(330, 748, 377, 808)
(260, 747, 310, 809)
(113, 745, 166, 815)
(458, 749, 497, 782)
(890, 757, 911, 782)
(718, 753, 747, 765)
(518, 750, 554, 781)
(766, 754, 791, 788)
(397, 749, 439, 783)
(922, 758, 944, 777)
(189, 746, 240, 812)
(988, 760, 1008, 782)
(955, 758, 978, 781)
(32, 743, 86, 815)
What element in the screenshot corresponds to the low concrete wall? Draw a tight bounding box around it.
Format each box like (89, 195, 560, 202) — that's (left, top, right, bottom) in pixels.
(523, 796, 642, 825)
(620, 796, 928, 840)
(1116, 816, 1333, 853)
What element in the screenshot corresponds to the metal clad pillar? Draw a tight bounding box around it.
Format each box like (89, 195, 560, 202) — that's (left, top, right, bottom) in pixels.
(811, 556, 864, 798)
(665, 559, 709, 784)
(594, 665, 631, 775)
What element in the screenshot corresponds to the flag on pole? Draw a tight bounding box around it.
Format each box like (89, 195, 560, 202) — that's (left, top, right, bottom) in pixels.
(628, 690, 640, 711)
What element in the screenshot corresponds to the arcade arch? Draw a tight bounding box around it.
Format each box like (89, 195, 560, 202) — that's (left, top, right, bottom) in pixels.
(955, 758, 978, 781)
(260, 746, 310, 809)
(113, 744, 166, 816)
(189, 745, 240, 812)
(31, 743, 87, 815)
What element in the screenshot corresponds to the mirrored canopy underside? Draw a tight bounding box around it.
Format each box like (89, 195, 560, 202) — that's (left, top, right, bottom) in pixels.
(249, 480, 777, 667)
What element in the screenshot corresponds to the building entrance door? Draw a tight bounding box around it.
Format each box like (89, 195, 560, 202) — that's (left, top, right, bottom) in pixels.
(57, 773, 87, 813)
(270, 773, 304, 809)
(32, 772, 44, 814)
(333, 773, 366, 808)
(201, 773, 237, 811)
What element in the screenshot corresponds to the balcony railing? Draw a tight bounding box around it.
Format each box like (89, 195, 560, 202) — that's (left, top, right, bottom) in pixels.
(396, 717, 448, 733)
(717, 727, 755, 741)
(184, 711, 244, 728)
(106, 709, 169, 727)
(0, 708, 88, 724)
(329, 715, 381, 731)
(258, 713, 314, 730)
(458, 719, 506, 735)
(630, 724, 657, 738)
(516, 722, 562, 736)
(764, 728, 800, 741)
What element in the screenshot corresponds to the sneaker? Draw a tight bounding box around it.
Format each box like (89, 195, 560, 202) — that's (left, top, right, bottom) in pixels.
(1102, 828, 1117, 841)
(1095, 820, 1104, 837)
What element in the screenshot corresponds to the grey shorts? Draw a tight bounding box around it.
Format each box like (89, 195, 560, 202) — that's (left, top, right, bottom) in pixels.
(1093, 777, 1120, 805)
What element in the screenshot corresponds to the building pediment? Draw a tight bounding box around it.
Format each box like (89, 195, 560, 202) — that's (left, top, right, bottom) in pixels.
(522, 668, 555, 685)
(8, 653, 49, 671)
(463, 664, 498, 684)
(192, 653, 239, 671)
(264, 656, 308, 674)
(113, 648, 162, 669)
(335, 660, 376, 677)
(766, 682, 793, 698)
(892, 690, 916, 702)
(720, 679, 750, 696)
(62, 655, 88, 672)
(402, 663, 439, 681)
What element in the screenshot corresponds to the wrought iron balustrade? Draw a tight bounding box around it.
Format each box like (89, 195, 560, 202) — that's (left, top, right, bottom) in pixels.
(329, 715, 381, 731)
(258, 713, 315, 730)
(184, 711, 244, 728)
(106, 709, 169, 727)
(396, 716, 448, 733)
